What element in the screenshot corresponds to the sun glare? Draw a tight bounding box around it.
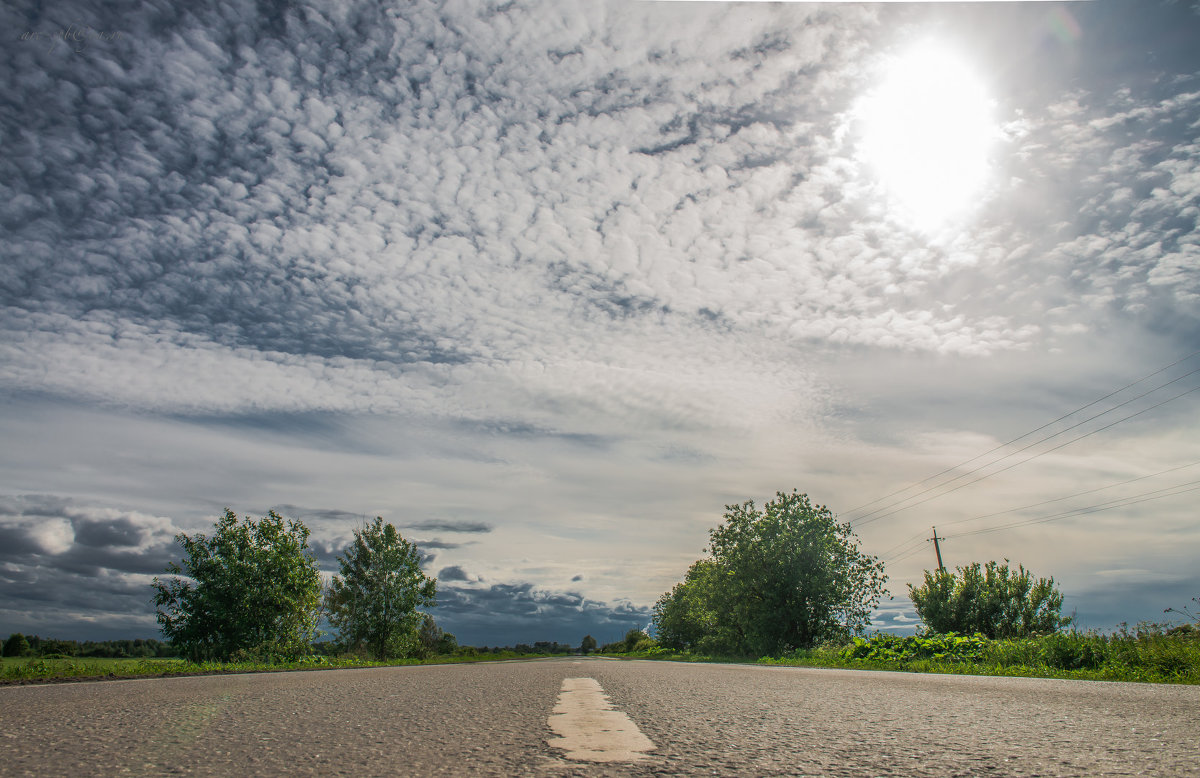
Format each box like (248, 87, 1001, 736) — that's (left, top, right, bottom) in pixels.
(855, 43, 997, 231)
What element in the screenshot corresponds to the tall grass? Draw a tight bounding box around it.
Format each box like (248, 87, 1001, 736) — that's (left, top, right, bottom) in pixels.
(0, 650, 565, 684)
(757, 624, 1200, 684)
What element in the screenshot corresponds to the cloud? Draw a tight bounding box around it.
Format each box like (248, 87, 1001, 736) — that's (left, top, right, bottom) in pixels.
(433, 579, 652, 647)
(413, 538, 465, 550)
(1, 0, 1198, 645)
(405, 520, 493, 534)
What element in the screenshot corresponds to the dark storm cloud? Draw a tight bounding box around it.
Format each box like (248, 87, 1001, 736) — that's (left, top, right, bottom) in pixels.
(432, 580, 652, 647)
(412, 538, 463, 550)
(437, 565, 470, 582)
(0, 493, 74, 520)
(0, 524, 44, 557)
(272, 504, 365, 523)
(73, 517, 144, 547)
(0, 494, 190, 636)
(405, 519, 493, 534)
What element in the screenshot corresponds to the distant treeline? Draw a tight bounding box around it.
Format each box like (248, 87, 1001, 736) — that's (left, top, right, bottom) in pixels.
(311, 639, 575, 656)
(4, 633, 578, 660)
(2, 633, 175, 658)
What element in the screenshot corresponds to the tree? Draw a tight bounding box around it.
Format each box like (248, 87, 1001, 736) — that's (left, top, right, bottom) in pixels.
(152, 509, 322, 662)
(654, 490, 888, 655)
(416, 614, 458, 657)
(325, 517, 436, 659)
(908, 560, 1070, 639)
(579, 634, 597, 654)
(3, 633, 29, 657)
(652, 559, 724, 652)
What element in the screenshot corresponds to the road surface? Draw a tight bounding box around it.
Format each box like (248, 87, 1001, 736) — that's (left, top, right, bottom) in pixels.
(2, 657, 1197, 776)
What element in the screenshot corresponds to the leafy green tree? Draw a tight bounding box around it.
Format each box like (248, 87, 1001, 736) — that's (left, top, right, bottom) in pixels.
(415, 614, 458, 656)
(38, 638, 79, 657)
(579, 634, 597, 654)
(908, 560, 1070, 639)
(652, 559, 724, 652)
(3, 633, 29, 657)
(325, 517, 436, 659)
(654, 490, 888, 655)
(435, 630, 458, 655)
(152, 509, 322, 662)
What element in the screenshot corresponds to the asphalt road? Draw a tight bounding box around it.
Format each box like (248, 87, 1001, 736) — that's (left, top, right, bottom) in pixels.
(2, 658, 1198, 776)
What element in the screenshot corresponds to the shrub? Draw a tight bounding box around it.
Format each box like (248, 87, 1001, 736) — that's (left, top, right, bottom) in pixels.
(152, 509, 322, 662)
(1036, 632, 1108, 670)
(841, 632, 988, 663)
(908, 560, 1069, 639)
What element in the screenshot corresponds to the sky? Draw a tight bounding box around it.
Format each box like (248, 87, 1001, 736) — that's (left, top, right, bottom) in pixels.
(2, 0, 1199, 648)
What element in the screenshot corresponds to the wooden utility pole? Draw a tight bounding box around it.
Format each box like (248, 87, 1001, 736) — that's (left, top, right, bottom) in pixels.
(930, 526, 946, 573)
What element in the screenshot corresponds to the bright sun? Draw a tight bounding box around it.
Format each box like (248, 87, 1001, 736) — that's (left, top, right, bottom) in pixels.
(855, 42, 997, 231)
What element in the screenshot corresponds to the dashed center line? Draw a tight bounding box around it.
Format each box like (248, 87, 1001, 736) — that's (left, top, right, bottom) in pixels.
(547, 677, 655, 763)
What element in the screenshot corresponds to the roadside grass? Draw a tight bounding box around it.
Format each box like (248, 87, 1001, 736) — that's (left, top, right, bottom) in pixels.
(0, 651, 569, 685)
(606, 628, 1200, 685)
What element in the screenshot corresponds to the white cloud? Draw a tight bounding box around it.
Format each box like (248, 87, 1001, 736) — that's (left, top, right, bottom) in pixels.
(2, 0, 1199, 641)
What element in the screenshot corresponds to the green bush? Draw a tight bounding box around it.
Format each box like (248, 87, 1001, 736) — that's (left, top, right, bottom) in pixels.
(1035, 632, 1108, 670)
(908, 561, 1069, 639)
(841, 632, 989, 663)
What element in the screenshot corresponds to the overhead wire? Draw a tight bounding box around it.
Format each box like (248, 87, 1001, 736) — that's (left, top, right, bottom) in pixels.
(944, 480, 1200, 540)
(851, 380, 1200, 528)
(841, 349, 1200, 523)
(876, 530, 928, 560)
(863, 349, 1200, 568)
(936, 459, 1200, 530)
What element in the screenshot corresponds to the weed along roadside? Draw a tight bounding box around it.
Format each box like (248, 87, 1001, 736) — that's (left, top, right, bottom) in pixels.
(591, 627, 1200, 685)
(0, 650, 575, 685)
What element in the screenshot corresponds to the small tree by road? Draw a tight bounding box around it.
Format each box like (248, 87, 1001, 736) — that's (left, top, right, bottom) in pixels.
(325, 517, 436, 659)
(908, 560, 1070, 639)
(579, 635, 597, 654)
(654, 490, 888, 655)
(152, 509, 323, 662)
(416, 614, 458, 657)
(3, 633, 30, 657)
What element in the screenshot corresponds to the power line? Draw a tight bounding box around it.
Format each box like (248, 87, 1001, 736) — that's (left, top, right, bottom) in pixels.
(882, 478, 1200, 561)
(841, 349, 1200, 521)
(852, 381, 1200, 528)
(944, 480, 1200, 540)
(887, 539, 937, 565)
(877, 529, 928, 559)
(937, 459, 1200, 530)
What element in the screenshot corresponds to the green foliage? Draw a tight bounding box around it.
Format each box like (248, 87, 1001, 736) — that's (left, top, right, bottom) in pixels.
(597, 629, 657, 654)
(1035, 631, 1108, 670)
(652, 559, 723, 651)
(841, 632, 989, 663)
(415, 614, 458, 657)
(758, 626, 1200, 684)
(579, 634, 597, 654)
(907, 560, 1070, 639)
(38, 638, 79, 657)
(653, 490, 888, 655)
(152, 509, 322, 662)
(3, 633, 30, 657)
(325, 517, 436, 660)
(0, 649, 578, 684)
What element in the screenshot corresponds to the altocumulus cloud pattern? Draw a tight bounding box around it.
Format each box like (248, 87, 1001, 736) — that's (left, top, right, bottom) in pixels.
(1, 0, 1199, 644)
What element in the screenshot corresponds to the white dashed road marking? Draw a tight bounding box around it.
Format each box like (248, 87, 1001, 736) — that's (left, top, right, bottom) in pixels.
(547, 677, 655, 763)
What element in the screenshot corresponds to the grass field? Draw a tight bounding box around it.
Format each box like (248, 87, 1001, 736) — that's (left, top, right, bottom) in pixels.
(0, 651, 567, 684)
(605, 627, 1200, 685)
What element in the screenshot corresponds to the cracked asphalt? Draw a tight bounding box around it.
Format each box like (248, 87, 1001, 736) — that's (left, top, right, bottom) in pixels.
(2, 657, 1197, 776)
